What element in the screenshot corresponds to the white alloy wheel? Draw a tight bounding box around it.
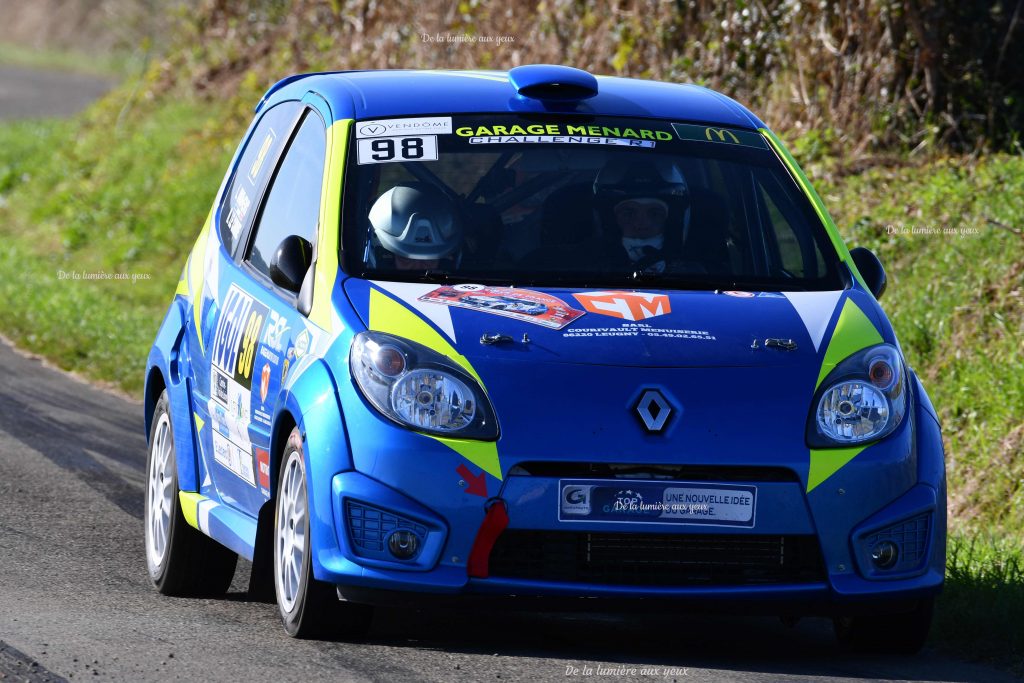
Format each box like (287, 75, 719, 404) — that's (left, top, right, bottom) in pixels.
(275, 448, 307, 613)
(145, 412, 175, 574)
(144, 390, 238, 596)
(273, 427, 373, 639)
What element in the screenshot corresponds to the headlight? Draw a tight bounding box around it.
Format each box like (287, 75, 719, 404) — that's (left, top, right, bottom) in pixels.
(349, 331, 498, 440)
(808, 344, 907, 447)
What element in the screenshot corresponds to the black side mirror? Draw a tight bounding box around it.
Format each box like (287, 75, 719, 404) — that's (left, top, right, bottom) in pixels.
(850, 246, 887, 300)
(269, 235, 312, 293)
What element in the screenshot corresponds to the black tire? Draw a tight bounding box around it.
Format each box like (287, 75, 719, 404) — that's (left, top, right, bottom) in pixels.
(274, 428, 373, 639)
(833, 597, 934, 654)
(144, 390, 238, 596)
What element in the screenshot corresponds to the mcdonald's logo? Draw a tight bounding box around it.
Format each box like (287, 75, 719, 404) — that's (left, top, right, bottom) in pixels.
(705, 127, 740, 144)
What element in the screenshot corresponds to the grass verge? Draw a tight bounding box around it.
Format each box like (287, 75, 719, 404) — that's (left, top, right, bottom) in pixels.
(817, 155, 1024, 533)
(0, 83, 234, 395)
(934, 532, 1024, 675)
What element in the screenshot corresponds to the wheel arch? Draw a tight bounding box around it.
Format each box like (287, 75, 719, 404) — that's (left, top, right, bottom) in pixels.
(143, 365, 167, 444)
(270, 409, 300, 500)
(274, 357, 354, 583)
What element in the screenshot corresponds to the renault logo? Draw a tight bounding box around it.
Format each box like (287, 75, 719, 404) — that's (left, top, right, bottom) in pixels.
(635, 389, 673, 433)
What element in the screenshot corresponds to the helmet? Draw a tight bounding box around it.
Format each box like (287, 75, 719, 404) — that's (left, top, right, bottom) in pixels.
(593, 156, 688, 206)
(368, 183, 462, 260)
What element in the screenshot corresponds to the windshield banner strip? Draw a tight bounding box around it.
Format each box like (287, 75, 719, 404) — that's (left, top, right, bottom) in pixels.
(671, 123, 768, 149)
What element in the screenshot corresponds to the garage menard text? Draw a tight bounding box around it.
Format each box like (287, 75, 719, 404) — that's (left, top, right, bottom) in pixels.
(456, 124, 674, 140)
(457, 124, 672, 146)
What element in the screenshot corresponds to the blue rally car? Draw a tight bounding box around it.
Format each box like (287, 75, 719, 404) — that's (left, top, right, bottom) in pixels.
(143, 65, 946, 651)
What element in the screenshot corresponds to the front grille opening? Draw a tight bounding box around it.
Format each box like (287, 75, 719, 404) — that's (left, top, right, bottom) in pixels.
(489, 531, 825, 586)
(507, 462, 801, 483)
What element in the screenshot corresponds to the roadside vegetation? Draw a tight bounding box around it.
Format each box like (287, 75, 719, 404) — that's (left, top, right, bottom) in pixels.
(819, 157, 1024, 675)
(0, 93, 232, 395)
(0, 0, 1020, 673)
(937, 535, 1024, 672)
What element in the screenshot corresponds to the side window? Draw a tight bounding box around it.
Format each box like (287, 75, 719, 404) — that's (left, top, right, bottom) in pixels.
(246, 110, 327, 279)
(757, 177, 827, 279)
(219, 101, 301, 253)
(761, 187, 804, 274)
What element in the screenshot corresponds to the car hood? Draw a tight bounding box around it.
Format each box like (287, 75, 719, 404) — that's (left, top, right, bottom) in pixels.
(343, 279, 866, 371)
(338, 278, 899, 491)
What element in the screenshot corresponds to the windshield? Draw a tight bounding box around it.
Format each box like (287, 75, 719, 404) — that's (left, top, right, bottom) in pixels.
(341, 114, 846, 291)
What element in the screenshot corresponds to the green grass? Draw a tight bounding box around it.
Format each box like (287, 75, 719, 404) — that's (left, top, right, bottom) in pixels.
(0, 79, 236, 395)
(812, 154, 1024, 672)
(816, 155, 1024, 534)
(934, 532, 1024, 675)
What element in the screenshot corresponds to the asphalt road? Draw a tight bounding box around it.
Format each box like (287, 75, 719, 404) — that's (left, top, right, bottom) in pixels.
(0, 64, 113, 120)
(0, 343, 1021, 683)
(0, 64, 1020, 683)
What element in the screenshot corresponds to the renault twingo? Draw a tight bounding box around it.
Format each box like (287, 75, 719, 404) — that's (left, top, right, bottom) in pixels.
(144, 65, 945, 651)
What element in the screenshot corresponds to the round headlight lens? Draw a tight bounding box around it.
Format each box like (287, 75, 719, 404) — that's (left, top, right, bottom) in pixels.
(868, 357, 896, 390)
(372, 344, 406, 377)
(816, 380, 890, 443)
(391, 369, 476, 432)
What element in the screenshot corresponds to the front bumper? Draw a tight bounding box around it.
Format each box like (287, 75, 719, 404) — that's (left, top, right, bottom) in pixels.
(333, 583, 928, 618)
(311, 358, 946, 611)
(314, 468, 944, 609)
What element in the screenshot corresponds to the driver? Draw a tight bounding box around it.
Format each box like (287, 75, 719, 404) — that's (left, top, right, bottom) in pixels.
(593, 157, 689, 274)
(368, 183, 462, 271)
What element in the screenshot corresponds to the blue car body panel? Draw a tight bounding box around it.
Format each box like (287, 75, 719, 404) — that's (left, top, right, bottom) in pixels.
(260, 69, 766, 130)
(145, 67, 945, 608)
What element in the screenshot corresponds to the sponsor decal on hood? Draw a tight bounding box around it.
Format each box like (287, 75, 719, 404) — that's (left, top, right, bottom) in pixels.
(345, 279, 852, 371)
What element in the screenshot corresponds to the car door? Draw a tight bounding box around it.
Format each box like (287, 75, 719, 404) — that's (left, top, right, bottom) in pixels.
(184, 100, 301, 507)
(204, 106, 328, 517)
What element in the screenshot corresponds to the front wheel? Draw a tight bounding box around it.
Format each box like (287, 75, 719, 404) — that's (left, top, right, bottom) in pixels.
(144, 390, 237, 596)
(274, 428, 373, 639)
(833, 598, 934, 654)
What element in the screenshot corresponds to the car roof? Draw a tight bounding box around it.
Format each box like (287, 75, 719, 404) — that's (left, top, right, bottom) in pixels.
(259, 68, 767, 130)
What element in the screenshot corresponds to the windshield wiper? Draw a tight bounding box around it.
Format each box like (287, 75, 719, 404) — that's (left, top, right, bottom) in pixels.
(718, 279, 811, 292)
(626, 271, 719, 290)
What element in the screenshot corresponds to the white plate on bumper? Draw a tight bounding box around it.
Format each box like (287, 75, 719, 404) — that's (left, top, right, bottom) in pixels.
(558, 479, 756, 528)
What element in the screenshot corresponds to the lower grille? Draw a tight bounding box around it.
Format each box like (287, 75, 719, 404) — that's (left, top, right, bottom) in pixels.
(864, 513, 930, 573)
(345, 499, 427, 555)
(489, 531, 825, 586)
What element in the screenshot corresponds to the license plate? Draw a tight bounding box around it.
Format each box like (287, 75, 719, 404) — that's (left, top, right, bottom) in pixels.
(558, 479, 756, 527)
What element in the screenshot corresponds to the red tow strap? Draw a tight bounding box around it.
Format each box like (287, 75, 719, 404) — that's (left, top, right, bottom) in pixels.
(467, 500, 509, 578)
